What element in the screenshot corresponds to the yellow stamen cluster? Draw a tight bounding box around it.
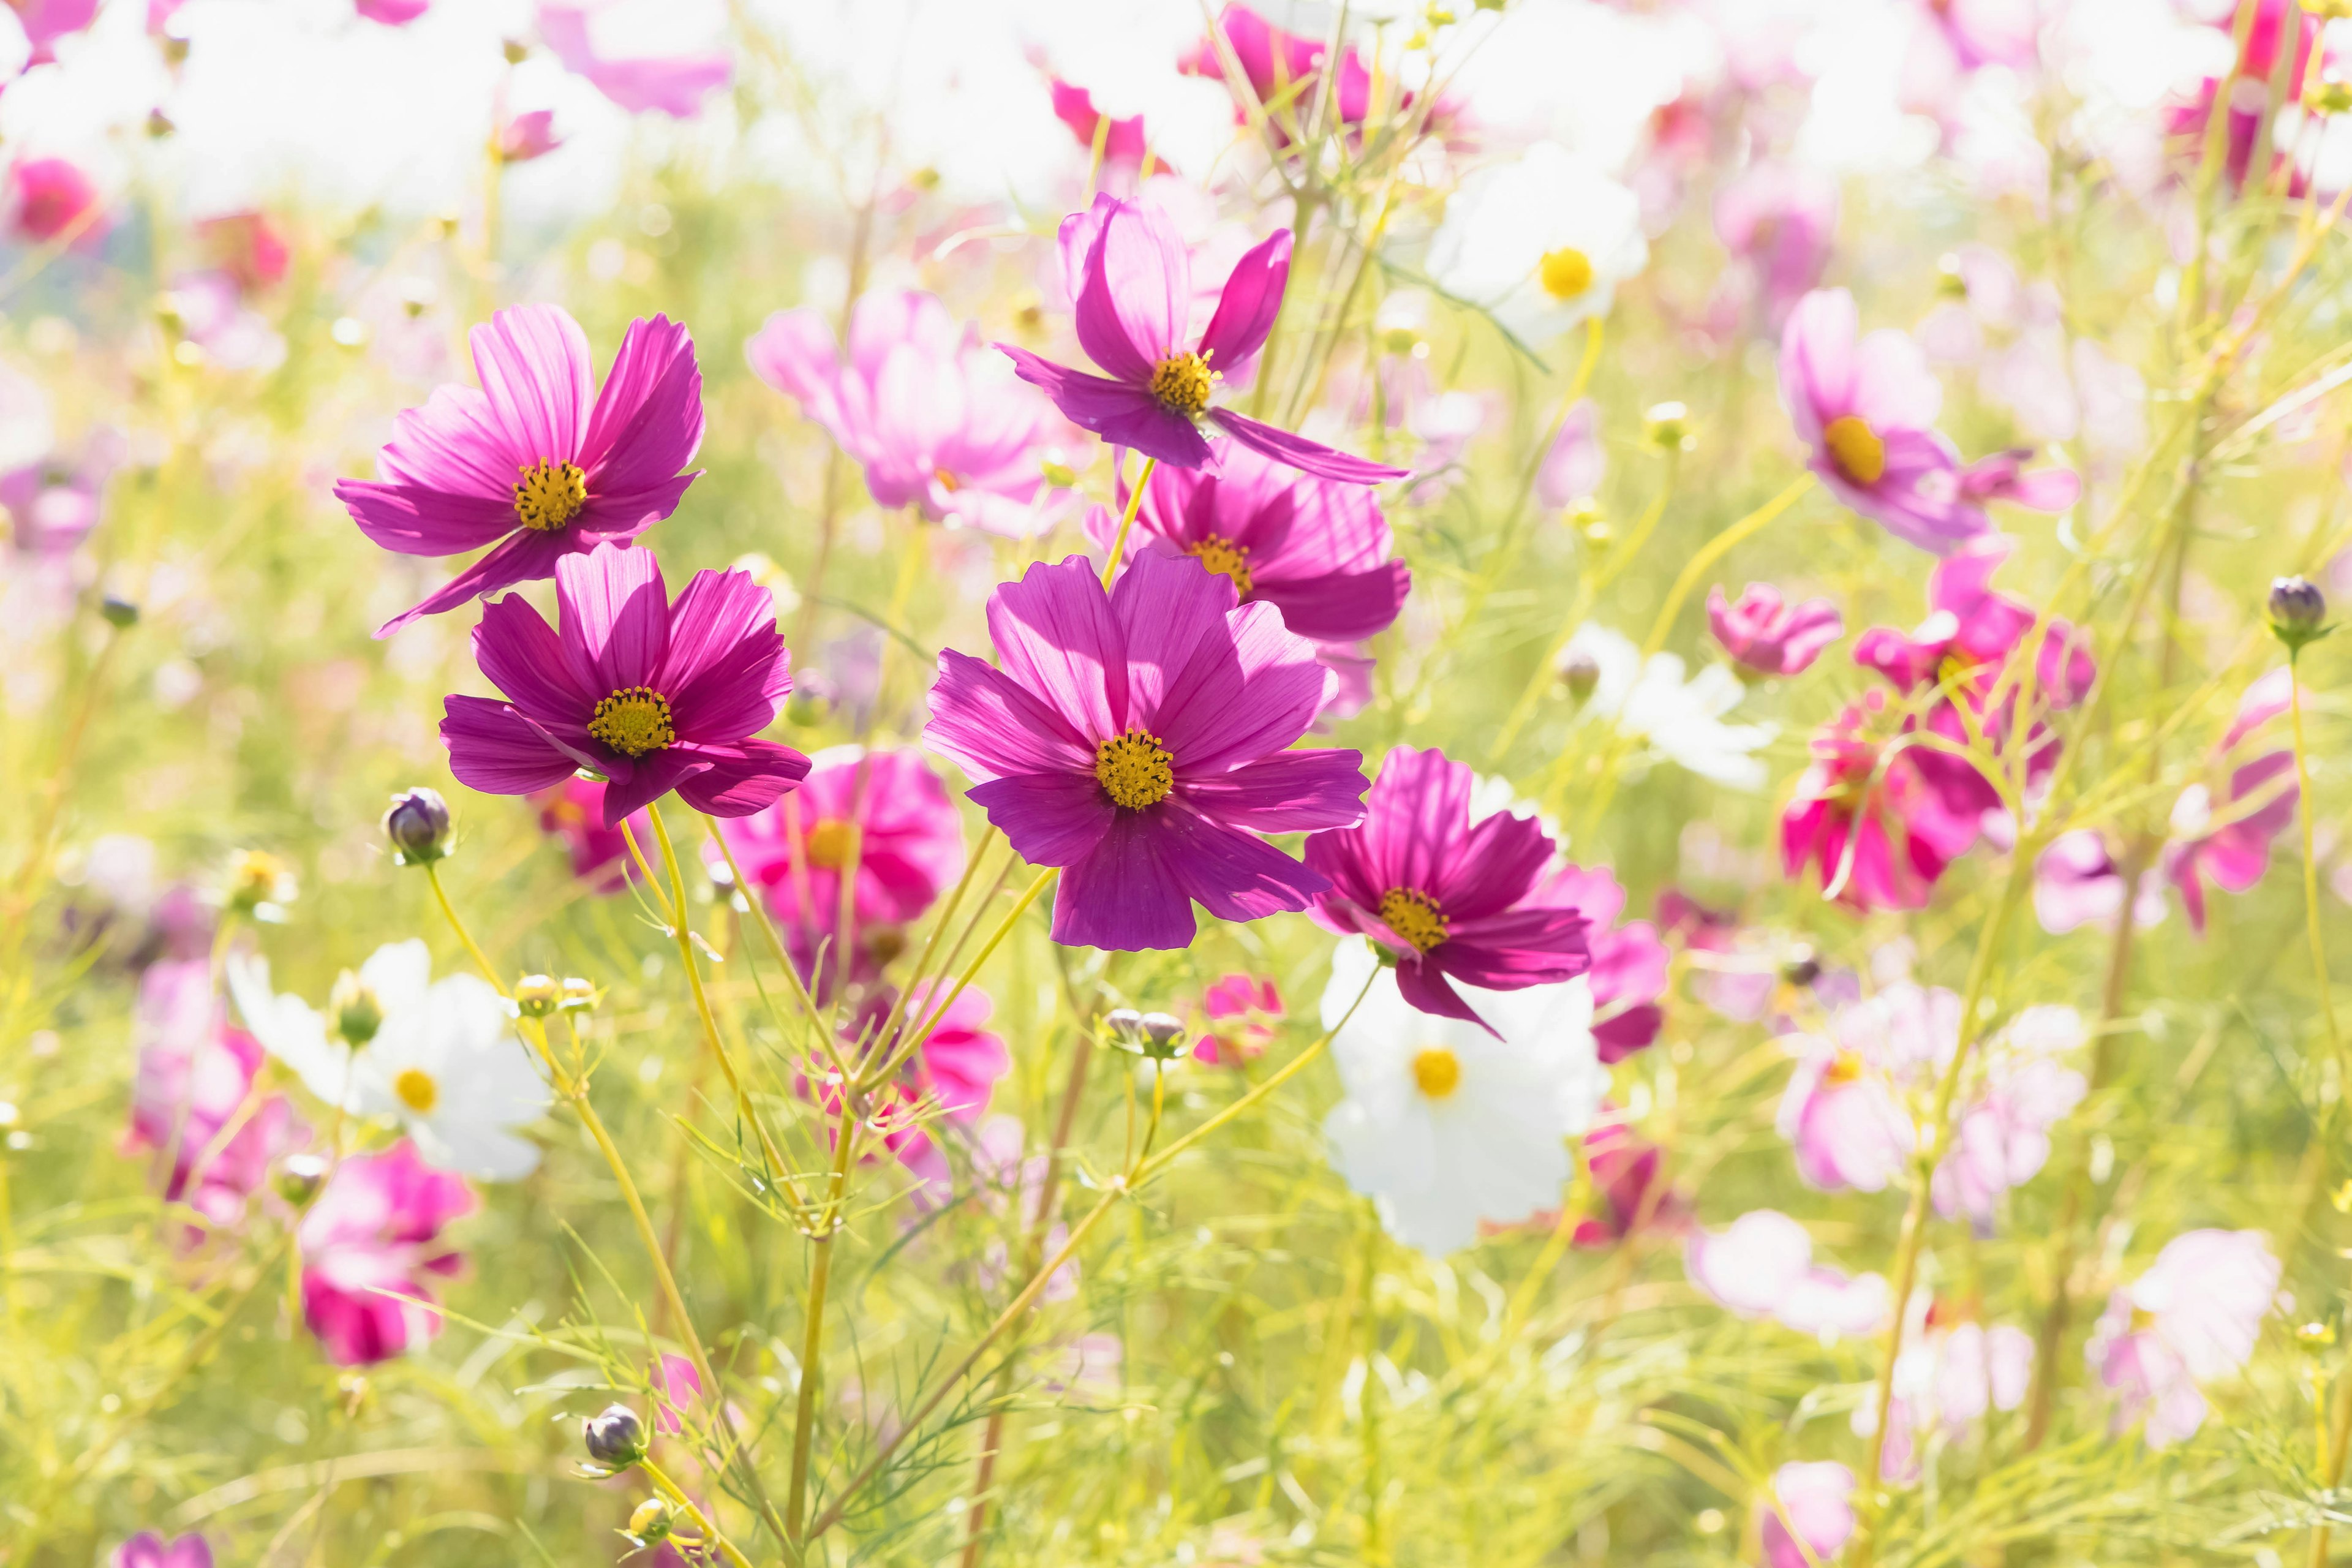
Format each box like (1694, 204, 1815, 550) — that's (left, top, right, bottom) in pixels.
(1095, 728, 1175, 809)
(1149, 351, 1218, 415)
(1411, 1047, 1462, 1100)
(1377, 886, 1450, 955)
(1823, 1050, 1866, 1087)
(587, 686, 675, 757)
(1186, 535, 1254, 598)
(1822, 415, 1887, 486)
(805, 818, 859, 870)
(394, 1067, 439, 1114)
(513, 458, 589, 531)
(1539, 246, 1596, 301)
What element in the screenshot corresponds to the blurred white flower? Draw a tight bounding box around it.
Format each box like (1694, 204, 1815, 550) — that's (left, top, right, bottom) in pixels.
(229, 939, 549, 1180)
(1319, 936, 1607, 1256)
(1428, 142, 1648, 342)
(1566, 624, 1775, 790)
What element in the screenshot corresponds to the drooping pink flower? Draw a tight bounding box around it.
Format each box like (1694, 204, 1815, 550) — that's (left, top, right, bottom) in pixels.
(1304, 746, 1589, 1029)
(1194, 973, 1283, 1065)
(442, 542, 810, 823)
(9, 157, 107, 247)
(748, 292, 1066, 537)
(1759, 1461, 1858, 1568)
(708, 745, 966, 987)
(498, 109, 564, 164)
(1708, 582, 1844, 677)
(1928, 1006, 2087, 1232)
(1572, 1110, 1688, 1248)
(194, 209, 290, 293)
(1087, 442, 1410, 643)
(1781, 693, 1990, 911)
(336, 303, 704, 635)
(355, 0, 429, 22)
(1528, 861, 1666, 1061)
(2088, 1229, 2280, 1447)
(8, 0, 98, 65)
(1686, 1209, 1890, 1341)
(300, 1140, 476, 1366)
(2033, 829, 2165, 935)
(1958, 447, 2079, 513)
(110, 1533, 213, 1568)
(2166, 668, 2299, 935)
(999, 194, 1405, 484)
(531, 775, 651, 892)
(1713, 162, 1839, 330)
(1876, 1316, 2035, 1480)
(537, 3, 731, 118)
(923, 551, 1368, 951)
(1049, 78, 1164, 174)
(123, 959, 304, 1231)
(1780, 288, 1985, 554)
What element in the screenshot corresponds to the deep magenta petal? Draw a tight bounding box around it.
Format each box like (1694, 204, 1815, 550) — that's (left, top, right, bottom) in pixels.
(579, 313, 704, 492)
(673, 741, 812, 818)
(986, 556, 1131, 742)
(373, 528, 573, 638)
(1207, 409, 1408, 483)
(1176, 749, 1368, 833)
(1158, 805, 1330, 922)
(1197, 227, 1292, 374)
(657, 566, 791, 741)
(967, 773, 1117, 867)
(337, 480, 521, 557)
(1053, 813, 1197, 951)
(469, 303, 592, 464)
(601, 750, 714, 823)
(440, 696, 580, 796)
(556, 541, 670, 693)
(1153, 599, 1329, 775)
(473, 589, 591, 723)
(923, 649, 1098, 783)
(1080, 195, 1188, 377)
(1109, 549, 1236, 738)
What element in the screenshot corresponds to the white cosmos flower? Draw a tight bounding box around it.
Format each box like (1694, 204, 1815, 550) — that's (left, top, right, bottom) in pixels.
(1319, 937, 1609, 1256)
(227, 939, 549, 1181)
(1564, 624, 1776, 791)
(1429, 141, 1649, 342)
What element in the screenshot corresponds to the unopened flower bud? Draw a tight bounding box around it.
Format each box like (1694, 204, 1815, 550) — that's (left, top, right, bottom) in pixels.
(382, 786, 453, 867)
(514, 974, 564, 1019)
(100, 594, 140, 627)
(1781, 950, 1823, 988)
(1559, 649, 1600, 703)
(1103, 1008, 1145, 1046)
(560, 976, 600, 1012)
(1642, 401, 1694, 453)
(226, 850, 296, 916)
(1039, 458, 1078, 490)
(329, 970, 384, 1046)
(626, 1497, 675, 1542)
(274, 1152, 330, 1207)
(502, 36, 530, 63)
(584, 1403, 649, 1468)
(1136, 1011, 1186, 1059)
(2269, 575, 2331, 652)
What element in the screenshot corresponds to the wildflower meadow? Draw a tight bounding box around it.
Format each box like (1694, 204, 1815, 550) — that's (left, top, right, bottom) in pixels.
(9, 0, 2352, 1563)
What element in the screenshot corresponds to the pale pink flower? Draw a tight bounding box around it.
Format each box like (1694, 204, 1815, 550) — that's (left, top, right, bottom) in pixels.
(1708, 583, 1844, 678)
(1875, 1317, 2034, 1479)
(537, 2, 730, 118)
(123, 959, 304, 1231)
(355, 0, 428, 23)
(1686, 1208, 1890, 1341)
(2088, 1229, 2280, 1447)
(1713, 162, 1839, 330)
(1194, 973, 1283, 1065)
(1929, 1006, 2086, 1232)
(498, 110, 564, 164)
(1536, 399, 1604, 511)
(2166, 668, 2299, 935)
(2032, 829, 2166, 935)
(9, 0, 98, 65)
(110, 1533, 211, 1568)
(1777, 986, 1950, 1194)
(8, 156, 107, 247)
(1760, 1461, 1856, 1568)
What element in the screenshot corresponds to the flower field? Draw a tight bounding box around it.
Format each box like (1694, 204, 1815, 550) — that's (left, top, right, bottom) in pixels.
(5, 1, 2351, 1564)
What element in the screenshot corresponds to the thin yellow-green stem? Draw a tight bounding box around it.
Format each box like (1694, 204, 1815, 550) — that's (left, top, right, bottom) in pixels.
(1099, 457, 1158, 588)
(784, 1083, 864, 1547)
(424, 862, 503, 990)
(862, 866, 1060, 1094)
(641, 1457, 755, 1568)
(2289, 660, 2340, 1058)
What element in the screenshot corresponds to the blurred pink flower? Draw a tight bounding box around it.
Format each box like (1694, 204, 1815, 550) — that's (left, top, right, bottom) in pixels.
(1957, 448, 2079, 513)
(9, 156, 107, 247)
(652, 1351, 700, 1436)
(2164, 0, 2315, 192)
(1781, 692, 1991, 911)
(194, 209, 290, 293)
(532, 775, 651, 892)
(1179, 4, 1374, 137)
(1760, 1461, 1857, 1568)
(111, 1534, 211, 1568)
(300, 1140, 476, 1365)
(1779, 288, 1985, 555)
(1535, 398, 1604, 511)
(748, 291, 1068, 538)
(1876, 1315, 2034, 1478)
(1529, 861, 1667, 1061)
(1777, 985, 1948, 1194)
(1713, 162, 1839, 330)
(1571, 1110, 1687, 1248)
(1, 427, 120, 557)
(1194, 973, 1282, 1065)
(355, 0, 429, 22)
(2166, 668, 2299, 935)
(538, 3, 730, 118)
(1929, 1006, 2086, 1231)
(2088, 1228, 2280, 1447)
(1686, 1208, 1890, 1340)
(123, 959, 304, 1231)
(1708, 583, 1844, 678)
(9, 0, 97, 65)
(880, 983, 1011, 1180)
(498, 109, 564, 164)
(2032, 829, 2164, 935)
(1048, 78, 1166, 175)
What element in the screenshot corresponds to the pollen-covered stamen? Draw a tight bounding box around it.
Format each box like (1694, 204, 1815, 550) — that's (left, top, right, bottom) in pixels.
(513, 458, 589, 531)
(587, 686, 675, 757)
(1377, 886, 1450, 954)
(1539, 246, 1595, 301)
(1095, 728, 1175, 809)
(1822, 415, 1887, 486)
(933, 467, 962, 493)
(1186, 535, 1254, 597)
(1411, 1047, 1461, 1099)
(1823, 1050, 1866, 1087)
(805, 818, 858, 869)
(1148, 350, 1218, 416)
(394, 1067, 439, 1114)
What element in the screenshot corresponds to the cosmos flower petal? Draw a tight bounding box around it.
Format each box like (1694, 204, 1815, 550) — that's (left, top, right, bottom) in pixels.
(440, 696, 580, 796)
(967, 773, 1117, 866)
(924, 649, 1098, 782)
(336, 481, 523, 557)
(1159, 805, 1331, 921)
(658, 567, 791, 737)
(986, 557, 1130, 742)
(1054, 813, 1197, 950)
(374, 527, 575, 638)
(556, 541, 670, 692)
(1154, 600, 1330, 774)
(1109, 549, 1236, 733)
(472, 589, 593, 725)
(1196, 227, 1293, 374)
(671, 741, 810, 818)
(579, 313, 703, 490)
(1178, 750, 1369, 833)
(601, 750, 714, 823)
(1084, 195, 1190, 374)
(1207, 409, 1407, 483)
(468, 303, 593, 465)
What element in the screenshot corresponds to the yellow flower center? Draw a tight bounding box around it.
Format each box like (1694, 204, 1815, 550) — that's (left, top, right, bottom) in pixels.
(805, 818, 858, 870)
(1539, 246, 1596, 301)
(1148, 352, 1218, 415)
(1823, 1050, 1866, 1087)
(394, 1067, 439, 1114)
(1822, 415, 1887, 486)
(1377, 887, 1450, 955)
(587, 686, 675, 758)
(513, 458, 589, 532)
(1411, 1047, 1462, 1100)
(933, 467, 961, 492)
(1095, 728, 1175, 809)
(1185, 535, 1254, 598)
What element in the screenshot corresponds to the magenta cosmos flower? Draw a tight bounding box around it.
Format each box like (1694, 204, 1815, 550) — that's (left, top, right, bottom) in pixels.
(13, 0, 97, 65)
(111, 1534, 212, 1568)
(2088, 1228, 2280, 1447)
(1713, 162, 1838, 330)
(1195, 972, 1283, 1065)
(442, 542, 810, 823)
(335, 303, 704, 635)
(1001, 194, 1406, 484)
(1708, 582, 1844, 677)
(9, 156, 107, 247)
(300, 1140, 475, 1366)
(1304, 745, 1589, 1028)
(749, 292, 1066, 537)
(2166, 668, 2299, 934)
(1760, 1461, 1858, 1568)
(126, 959, 303, 1231)
(1050, 78, 1166, 175)
(531, 775, 650, 892)
(1087, 442, 1410, 643)
(924, 551, 1368, 951)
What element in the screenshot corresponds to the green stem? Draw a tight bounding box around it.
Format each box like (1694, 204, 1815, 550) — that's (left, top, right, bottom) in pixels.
(1098, 457, 1158, 589)
(641, 1457, 755, 1568)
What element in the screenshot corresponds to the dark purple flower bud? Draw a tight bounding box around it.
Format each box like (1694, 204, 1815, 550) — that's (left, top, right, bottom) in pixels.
(584, 1403, 647, 1468)
(1560, 649, 1601, 702)
(2270, 576, 2331, 652)
(382, 787, 453, 866)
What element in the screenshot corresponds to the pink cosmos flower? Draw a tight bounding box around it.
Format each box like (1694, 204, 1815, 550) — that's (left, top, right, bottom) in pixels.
(1305, 746, 1589, 1028)
(442, 542, 810, 824)
(538, 3, 731, 118)
(2033, 828, 2166, 935)
(1877, 1316, 2035, 1480)
(1, 428, 120, 557)
(1958, 447, 2080, 513)
(355, 0, 428, 22)
(1572, 1111, 1687, 1248)
(1781, 693, 1988, 911)
(194, 210, 290, 293)
(1708, 582, 1844, 678)
(498, 109, 564, 164)
(1000, 194, 1405, 484)
(111, 1533, 212, 1568)
(2166, 668, 2299, 935)
(9, 156, 107, 247)
(300, 1140, 475, 1366)
(336, 303, 704, 635)
(1686, 1209, 1891, 1340)
(709, 745, 966, 987)
(2088, 1228, 2280, 1447)
(1781, 288, 1983, 554)
(864, 982, 1011, 1182)
(1087, 442, 1411, 644)
(748, 292, 1066, 538)
(1194, 973, 1283, 1065)
(1049, 78, 1163, 174)
(1529, 861, 1667, 1061)
(1929, 1005, 2086, 1232)
(532, 775, 650, 891)
(1713, 162, 1839, 330)
(925, 552, 1366, 951)
(1177, 4, 1420, 144)
(1777, 983, 1952, 1194)
(1760, 1461, 1858, 1568)
(2165, 0, 2315, 192)
(124, 959, 304, 1231)
(9, 0, 98, 65)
